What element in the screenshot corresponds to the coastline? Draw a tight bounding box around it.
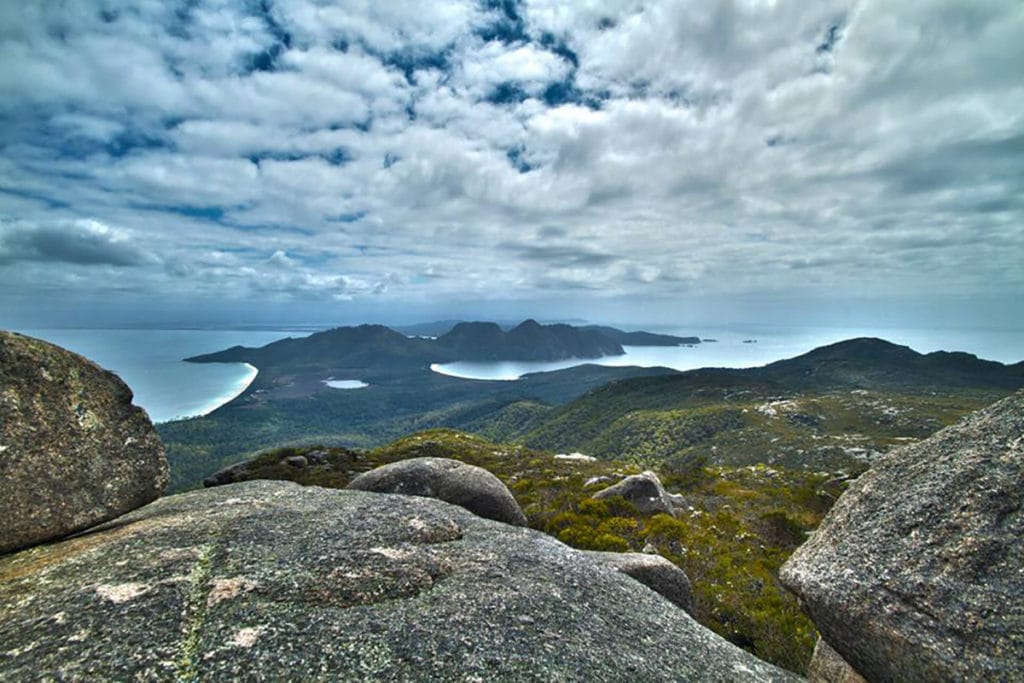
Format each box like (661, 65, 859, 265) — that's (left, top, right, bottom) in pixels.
(157, 362, 258, 423)
(199, 362, 258, 417)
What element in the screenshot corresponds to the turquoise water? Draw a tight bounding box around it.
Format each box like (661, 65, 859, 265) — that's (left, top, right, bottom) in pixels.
(14, 328, 295, 423)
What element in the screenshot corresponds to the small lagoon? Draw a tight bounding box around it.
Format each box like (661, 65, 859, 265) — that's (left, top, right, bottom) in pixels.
(323, 379, 369, 389)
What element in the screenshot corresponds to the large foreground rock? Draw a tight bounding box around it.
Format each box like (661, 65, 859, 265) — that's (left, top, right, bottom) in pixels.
(0, 331, 167, 555)
(592, 470, 679, 515)
(781, 390, 1024, 682)
(0, 481, 796, 681)
(347, 456, 528, 526)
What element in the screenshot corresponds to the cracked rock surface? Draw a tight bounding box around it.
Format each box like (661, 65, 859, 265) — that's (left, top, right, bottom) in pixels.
(0, 331, 167, 555)
(781, 390, 1024, 682)
(1, 480, 795, 681)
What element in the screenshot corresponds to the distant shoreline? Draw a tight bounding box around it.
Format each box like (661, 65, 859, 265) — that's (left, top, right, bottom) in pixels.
(158, 362, 258, 423)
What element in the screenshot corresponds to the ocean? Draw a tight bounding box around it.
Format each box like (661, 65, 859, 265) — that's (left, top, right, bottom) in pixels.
(12, 324, 1023, 422)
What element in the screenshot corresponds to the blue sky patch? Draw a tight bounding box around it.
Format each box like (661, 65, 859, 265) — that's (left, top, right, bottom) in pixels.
(487, 82, 530, 105)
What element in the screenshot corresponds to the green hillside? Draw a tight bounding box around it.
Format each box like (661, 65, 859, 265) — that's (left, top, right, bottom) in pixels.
(158, 364, 676, 492)
(160, 337, 1023, 490)
(505, 339, 1023, 471)
(518, 387, 1004, 471)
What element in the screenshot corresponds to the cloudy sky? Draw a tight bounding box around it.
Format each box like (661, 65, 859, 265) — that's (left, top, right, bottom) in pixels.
(1, 0, 1022, 329)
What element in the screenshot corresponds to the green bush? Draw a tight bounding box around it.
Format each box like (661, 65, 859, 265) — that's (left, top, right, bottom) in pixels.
(590, 532, 630, 552)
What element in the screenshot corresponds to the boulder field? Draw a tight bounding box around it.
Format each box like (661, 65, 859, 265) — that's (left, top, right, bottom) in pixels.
(3, 332, 1021, 681)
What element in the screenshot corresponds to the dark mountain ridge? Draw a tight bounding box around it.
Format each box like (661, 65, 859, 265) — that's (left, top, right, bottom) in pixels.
(188, 324, 433, 370)
(751, 337, 1024, 390)
(580, 325, 701, 346)
(439, 319, 624, 361)
(504, 337, 1024, 470)
(188, 319, 634, 368)
(533, 338, 1024, 423)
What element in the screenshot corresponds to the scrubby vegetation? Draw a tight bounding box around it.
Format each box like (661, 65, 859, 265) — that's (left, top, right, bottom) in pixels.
(519, 386, 1007, 471)
(209, 428, 842, 674)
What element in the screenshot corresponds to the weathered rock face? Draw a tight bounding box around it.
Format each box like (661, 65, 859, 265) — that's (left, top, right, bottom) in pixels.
(0, 481, 797, 681)
(0, 331, 168, 555)
(347, 456, 528, 526)
(806, 639, 867, 683)
(781, 390, 1024, 682)
(582, 550, 694, 615)
(592, 470, 678, 515)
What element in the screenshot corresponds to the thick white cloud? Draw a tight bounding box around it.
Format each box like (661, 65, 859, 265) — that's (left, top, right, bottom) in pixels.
(272, 0, 484, 53)
(0, 0, 1021, 327)
(457, 41, 573, 96)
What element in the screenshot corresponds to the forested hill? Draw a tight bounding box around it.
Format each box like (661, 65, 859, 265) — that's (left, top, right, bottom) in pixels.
(162, 335, 1024, 492)
(436, 320, 623, 360)
(499, 338, 1024, 471)
(751, 337, 1024, 390)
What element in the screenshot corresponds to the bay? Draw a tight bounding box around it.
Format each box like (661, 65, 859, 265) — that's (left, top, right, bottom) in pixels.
(14, 328, 294, 423)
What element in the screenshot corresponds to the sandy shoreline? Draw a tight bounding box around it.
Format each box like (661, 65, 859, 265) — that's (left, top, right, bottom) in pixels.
(194, 362, 258, 418)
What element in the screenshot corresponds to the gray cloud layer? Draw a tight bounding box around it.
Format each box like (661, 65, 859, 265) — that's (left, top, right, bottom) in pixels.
(0, 0, 1021, 326)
